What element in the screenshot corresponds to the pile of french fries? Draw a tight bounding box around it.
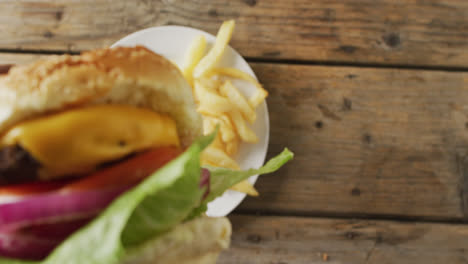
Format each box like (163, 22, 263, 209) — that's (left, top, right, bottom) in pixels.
(181, 20, 268, 196)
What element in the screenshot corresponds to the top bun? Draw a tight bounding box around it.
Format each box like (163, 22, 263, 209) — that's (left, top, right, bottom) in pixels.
(0, 46, 202, 147)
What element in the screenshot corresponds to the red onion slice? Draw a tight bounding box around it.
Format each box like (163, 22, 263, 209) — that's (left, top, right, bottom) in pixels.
(0, 186, 130, 233)
(0, 168, 211, 260)
(0, 231, 61, 260)
(20, 217, 93, 240)
(0, 187, 129, 260)
(200, 168, 210, 199)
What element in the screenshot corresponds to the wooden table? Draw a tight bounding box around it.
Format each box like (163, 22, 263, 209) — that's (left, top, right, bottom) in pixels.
(2, 1, 468, 263)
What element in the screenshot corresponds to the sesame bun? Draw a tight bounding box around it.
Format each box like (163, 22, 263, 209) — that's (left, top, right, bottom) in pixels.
(0, 46, 202, 147)
(123, 216, 232, 264)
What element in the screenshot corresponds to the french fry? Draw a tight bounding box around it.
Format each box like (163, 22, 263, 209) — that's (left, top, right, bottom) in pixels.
(198, 77, 222, 92)
(225, 136, 239, 156)
(231, 180, 259, 196)
(220, 80, 256, 123)
(219, 123, 236, 143)
(203, 117, 217, 134)
(249, 88, 268, 109)
(203, 116, 235, 156)
(182, 35, 207, 86)
(219, 114, 234, 130)
(209, 67, 261, 88)
(202, 118, 226, 151)
(194, 80, 233, 115)
(202, 146, 239, 170)
(212, 131, 226, 150)
(217, 115, 236, 143)
(209, 67, 268, 108)
(230, 109, 258, 143)
(193, 20, 235, 78)
(188, 20, 268, 196)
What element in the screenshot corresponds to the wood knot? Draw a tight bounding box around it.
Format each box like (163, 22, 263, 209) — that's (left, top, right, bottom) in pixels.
(208, 9, 218, 17)
(243, 0, 257, 6)
(321, 8, 336, 22)
(338, 45, 358, 54)
(363, 133, 372, 144)
(246, 234, 262, 243)
(345, 231, 360, 239)
(383, 33, 401, 48)
(351, 187, 361, 196)
(43, 31, 54, 38)
(55, 10, 63, 21)
(343, 98, 352, 111)
(315, 121, 324, 129)
(262, 51, 282, 57)
(376, 232, 384, 243)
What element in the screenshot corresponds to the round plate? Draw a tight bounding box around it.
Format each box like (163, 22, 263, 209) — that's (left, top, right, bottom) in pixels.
(112, 26, 269, 217)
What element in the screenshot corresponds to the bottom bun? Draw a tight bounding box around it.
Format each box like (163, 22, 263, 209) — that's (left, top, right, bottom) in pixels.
(122, 216, 231, 264)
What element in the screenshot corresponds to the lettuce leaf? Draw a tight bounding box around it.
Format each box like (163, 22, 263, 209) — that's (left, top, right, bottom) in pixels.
(207, 148, 293, 203)
(189, 148, 294, 219)
(0, 133, 293, 264)
(0, 134, 213, 264)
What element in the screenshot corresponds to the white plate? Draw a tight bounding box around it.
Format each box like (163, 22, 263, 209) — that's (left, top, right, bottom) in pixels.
(112, 26, 269, 217)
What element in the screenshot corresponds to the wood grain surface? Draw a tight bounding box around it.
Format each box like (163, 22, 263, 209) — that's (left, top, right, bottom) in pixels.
(241, 62, 468, 220)
(1, 0, 468, 68)
(2, 53, 468, 220)
(0, 53, 48, 65)
(3, 1, 468, 263)
(219, 214, 468, 264)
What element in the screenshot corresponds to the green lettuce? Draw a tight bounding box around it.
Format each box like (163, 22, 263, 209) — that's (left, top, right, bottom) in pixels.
(0, 133, 293, 264)
(190, 148, 293, 219)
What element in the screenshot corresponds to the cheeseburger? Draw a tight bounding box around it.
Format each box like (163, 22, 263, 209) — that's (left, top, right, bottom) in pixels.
(0, 46, 292, 264)
(0, 46, 201, 183)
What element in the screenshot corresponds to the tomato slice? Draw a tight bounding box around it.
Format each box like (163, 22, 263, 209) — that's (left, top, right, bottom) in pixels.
(0, 147, 181, 196)
(0, 181, 69, 197)
(61, 146, 181, 191)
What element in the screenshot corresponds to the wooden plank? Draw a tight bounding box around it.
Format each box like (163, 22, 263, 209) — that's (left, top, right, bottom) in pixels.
(239, 62, 468, 220)
(1, 0, 468, 67)
(0, 53, 48, 65)
(1, 53, 468, 220)
(219, 215, 468, 264)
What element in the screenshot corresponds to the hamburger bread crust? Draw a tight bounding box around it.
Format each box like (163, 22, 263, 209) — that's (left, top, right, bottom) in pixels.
(123, 216, 232, 264)
(0, 46, 202, 147)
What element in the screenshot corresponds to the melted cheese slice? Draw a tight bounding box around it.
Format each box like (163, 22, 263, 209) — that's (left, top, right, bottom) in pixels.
(1, 105, 180, 180)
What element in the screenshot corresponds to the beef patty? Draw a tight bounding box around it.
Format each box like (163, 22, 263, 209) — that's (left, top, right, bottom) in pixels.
(0, 66, 38, 185)
(0, 145, 41, 185)
(0, 144, 137, 186)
